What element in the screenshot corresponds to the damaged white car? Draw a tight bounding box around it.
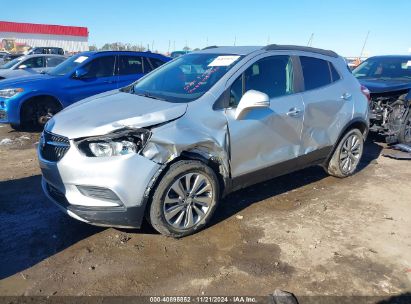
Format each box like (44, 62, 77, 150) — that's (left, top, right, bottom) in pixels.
(38, 45, 369, 237)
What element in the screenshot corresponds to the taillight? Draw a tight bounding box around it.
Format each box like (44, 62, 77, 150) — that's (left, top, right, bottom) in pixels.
(360, 85, 371, 103)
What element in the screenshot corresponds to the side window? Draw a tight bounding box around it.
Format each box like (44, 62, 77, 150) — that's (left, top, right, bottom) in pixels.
(118, 56, 143, 75)
(300, 56, 332, 90)
(82, 56, 116, 78)
(229, 55, 294, 107)
(19, 57, 45, 68)
(149, 57, 166, 69)
(142, 57, 152, 73)
(229, 75, 243, 107)
(46, 57, 65, 67)
(330, 63, 341, 82)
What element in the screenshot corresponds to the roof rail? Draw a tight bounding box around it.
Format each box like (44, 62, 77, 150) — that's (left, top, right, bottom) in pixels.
(263, 44, 338, 58)
(202, 45, 218, 50)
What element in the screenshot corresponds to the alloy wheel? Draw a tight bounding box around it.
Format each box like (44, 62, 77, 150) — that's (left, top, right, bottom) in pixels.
(339, 133, 363, 174)
(163, 172, 213, 230)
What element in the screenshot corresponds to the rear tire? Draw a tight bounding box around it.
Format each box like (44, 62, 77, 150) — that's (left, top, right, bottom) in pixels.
(148, 160, 219, 238)
(10, 123, 22, 131)
(326, 129, 364, 178)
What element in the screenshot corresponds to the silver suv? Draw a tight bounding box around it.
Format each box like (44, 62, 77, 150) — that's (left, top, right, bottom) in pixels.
(38, 45, 369, 237)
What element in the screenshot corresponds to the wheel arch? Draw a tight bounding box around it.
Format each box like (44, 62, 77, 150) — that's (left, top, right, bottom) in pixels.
(142, 150, 229, 215)
(18, 94, 63, 124)
(325, 117, 369, 165)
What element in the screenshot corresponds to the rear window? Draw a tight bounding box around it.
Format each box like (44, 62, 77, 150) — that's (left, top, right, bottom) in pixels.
(118, 55, 143, 75)
(300, 56, 340, 91)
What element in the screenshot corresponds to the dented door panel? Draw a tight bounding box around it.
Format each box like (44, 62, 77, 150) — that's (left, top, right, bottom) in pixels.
(300, 81, 353, 154)
(225, 93, 305, 178)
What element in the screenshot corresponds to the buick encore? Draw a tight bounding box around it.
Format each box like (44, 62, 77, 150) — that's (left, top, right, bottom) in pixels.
(38, 45, 369, 237)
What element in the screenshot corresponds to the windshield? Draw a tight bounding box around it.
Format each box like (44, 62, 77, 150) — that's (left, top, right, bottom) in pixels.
(0, 57, 24, 69)
(131, 53, 242, 103)
(48, 54, 89, 76)
(353, 57, 411, 80)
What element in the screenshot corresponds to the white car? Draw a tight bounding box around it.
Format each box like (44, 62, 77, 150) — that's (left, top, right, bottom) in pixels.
(0, 54, 66, 80)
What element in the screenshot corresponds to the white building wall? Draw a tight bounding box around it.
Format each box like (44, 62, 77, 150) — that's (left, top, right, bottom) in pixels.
(0, 32, 88, 53)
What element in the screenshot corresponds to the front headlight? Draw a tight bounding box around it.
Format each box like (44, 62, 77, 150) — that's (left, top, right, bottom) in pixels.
(0, 88, 24, 98)
(76, 128, 150, 157)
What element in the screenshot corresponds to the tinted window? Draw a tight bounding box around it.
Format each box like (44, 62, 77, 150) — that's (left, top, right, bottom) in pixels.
(142, 57, 152, 73)
(300, 56, 332, 90)
(19, 57, 45, 68)
(229, 55, 294, 106)
(149, 57, 166, 69)
(330, 63, 341, 82)
(229, 74, 243, 107)
(118, 56, 143, 75)
(82, 56, 115, 78)
(46, 57, 65, 67)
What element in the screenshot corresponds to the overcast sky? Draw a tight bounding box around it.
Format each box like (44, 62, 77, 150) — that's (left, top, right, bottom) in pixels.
(2, 0, 410, 56)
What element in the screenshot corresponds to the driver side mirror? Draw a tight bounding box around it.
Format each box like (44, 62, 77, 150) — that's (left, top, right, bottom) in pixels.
(235, 90, 270, 120)
(18, 65, 27, 69)
(73, 67, 88, 79)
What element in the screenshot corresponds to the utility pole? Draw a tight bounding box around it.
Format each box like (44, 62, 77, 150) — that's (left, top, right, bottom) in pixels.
(168, 40, 171, 54)
(360, 31, 370, 59)
(307, 33, 314, 47)
(234, 36, 236, 46)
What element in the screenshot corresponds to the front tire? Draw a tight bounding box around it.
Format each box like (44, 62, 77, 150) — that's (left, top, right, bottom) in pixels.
(398, 110, 411, 144)
(21, 97, 62, 130)
(148, 160, 219, 238)
(326, 129, 364, 178)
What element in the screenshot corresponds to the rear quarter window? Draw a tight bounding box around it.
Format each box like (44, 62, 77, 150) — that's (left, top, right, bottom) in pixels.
(300, 56, 340, 90)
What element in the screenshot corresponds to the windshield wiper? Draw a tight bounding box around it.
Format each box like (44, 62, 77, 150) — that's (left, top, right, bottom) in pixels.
(135, 91, 166, 101)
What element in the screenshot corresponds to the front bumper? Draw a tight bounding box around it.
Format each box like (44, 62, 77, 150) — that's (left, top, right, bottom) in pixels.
(0, 96, 21, 124)
(38, 137, 161, 228)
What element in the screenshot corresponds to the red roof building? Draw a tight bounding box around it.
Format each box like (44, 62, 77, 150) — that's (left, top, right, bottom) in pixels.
(0, 21, 89, 53)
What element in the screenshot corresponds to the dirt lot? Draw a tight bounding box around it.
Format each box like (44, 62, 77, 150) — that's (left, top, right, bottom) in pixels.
(0, 124, 410, 300)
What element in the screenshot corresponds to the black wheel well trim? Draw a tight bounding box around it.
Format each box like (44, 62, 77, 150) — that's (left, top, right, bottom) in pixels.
(19, 95, 63, 118)
(141, 151, 228, 213)
(325, 117, 369, 165)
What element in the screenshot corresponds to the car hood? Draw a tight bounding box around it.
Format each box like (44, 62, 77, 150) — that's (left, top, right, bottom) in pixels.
(46, 91, 188, 139)
(359, 78, 411, 94)
(0, 73, 55, 86)
(0, 69, 40, 79)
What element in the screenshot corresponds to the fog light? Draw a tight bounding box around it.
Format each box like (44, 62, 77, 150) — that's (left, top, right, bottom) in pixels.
(77, 185, 122, 205)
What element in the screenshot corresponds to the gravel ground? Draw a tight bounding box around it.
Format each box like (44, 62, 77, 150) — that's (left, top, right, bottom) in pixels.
(0, 124, 410, 300)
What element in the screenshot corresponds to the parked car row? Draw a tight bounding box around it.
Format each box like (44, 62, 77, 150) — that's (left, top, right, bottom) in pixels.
(0, 51, 170, 128)
(2, 43, 410, 237)
(0, 54, 66, 80)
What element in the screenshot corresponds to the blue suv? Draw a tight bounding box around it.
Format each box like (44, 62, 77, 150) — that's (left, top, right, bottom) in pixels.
(0, 51, 171, 129)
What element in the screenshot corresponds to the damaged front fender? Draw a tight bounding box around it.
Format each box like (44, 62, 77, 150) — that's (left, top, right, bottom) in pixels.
(141, 104, 231, 183)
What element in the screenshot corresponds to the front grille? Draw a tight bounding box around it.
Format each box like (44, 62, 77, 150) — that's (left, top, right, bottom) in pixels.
(40, 131, 70, 162)
(46, 183, 69, 208)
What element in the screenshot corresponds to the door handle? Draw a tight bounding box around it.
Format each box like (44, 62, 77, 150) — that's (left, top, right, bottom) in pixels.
(286, 107, 302, 117)
(341, 92, 352, 100)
